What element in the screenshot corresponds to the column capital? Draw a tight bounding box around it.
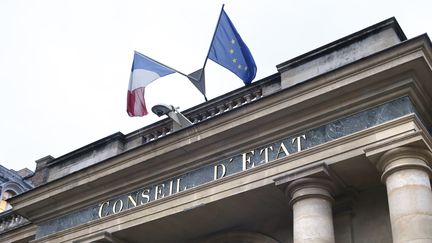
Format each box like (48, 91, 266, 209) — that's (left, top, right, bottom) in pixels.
(286, 178, 335, 207)
(376, 146, 432, 182)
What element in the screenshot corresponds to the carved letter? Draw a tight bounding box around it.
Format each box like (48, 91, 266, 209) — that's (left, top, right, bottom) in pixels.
(98, 201, 110, 218)
(276, 142, 289, 159)
(214, 163, 227, 180)
(154, 184, 165, 200)
(168, 179, 174, 196)
(292, 134, 306, 152)
(112, 199, 124, 214)
(259, 146, 273, 163)
(140, 188, 151, 205)
(175, 177, 188, 193)
(242, 150, 255, 171)
(127, 194, 138, 208)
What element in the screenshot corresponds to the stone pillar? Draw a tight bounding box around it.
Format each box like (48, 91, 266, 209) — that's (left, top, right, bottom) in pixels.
(377, 147, 432, 243)
(286, 178, 335, 243)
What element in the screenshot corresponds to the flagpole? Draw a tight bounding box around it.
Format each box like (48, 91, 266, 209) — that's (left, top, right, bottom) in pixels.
(199, 4, 225, 81)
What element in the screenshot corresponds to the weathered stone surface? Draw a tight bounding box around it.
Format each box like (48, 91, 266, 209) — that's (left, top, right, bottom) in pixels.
(36, 96, 415, 238)
(377, 147, 432, 243)
(278, 20, 405, 89)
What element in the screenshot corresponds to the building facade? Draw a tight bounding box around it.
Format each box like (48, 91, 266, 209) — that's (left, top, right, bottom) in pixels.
(0, 166, 32, 213)
(0, 165, 33, 238)
(1, 18, 432, 243)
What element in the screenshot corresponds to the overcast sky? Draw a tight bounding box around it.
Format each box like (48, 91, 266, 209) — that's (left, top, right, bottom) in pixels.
(1, 0, 431, 172)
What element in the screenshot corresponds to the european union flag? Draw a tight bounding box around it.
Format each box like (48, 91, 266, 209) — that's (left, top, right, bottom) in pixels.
(208, 9, 257, 84)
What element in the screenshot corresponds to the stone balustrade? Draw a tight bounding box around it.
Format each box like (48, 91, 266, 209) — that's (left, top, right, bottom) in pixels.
(131, 80, 267, 145)
(36, 76, 278, 185)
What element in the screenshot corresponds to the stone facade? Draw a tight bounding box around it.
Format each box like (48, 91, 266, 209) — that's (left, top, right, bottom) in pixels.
(1, 17, 432, 243)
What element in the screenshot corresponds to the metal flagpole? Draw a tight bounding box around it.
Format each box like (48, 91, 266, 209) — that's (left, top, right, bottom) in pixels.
(200, 4, 225, 78)
(187, 4, 225, 102)
(154, 5, 225, 103)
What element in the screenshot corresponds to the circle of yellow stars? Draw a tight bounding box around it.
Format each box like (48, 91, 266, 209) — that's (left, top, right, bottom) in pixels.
(229, 38, 248, 71)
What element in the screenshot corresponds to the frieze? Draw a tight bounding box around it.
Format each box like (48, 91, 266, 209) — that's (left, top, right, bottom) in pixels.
(36, 96, 415, 238)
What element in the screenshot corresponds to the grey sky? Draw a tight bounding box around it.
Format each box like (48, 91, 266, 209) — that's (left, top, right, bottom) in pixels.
(1, 0, 431, 171)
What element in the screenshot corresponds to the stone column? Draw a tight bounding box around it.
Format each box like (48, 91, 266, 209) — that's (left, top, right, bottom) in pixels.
(377, 147, 432, 243)
(286, 178, 335, 243)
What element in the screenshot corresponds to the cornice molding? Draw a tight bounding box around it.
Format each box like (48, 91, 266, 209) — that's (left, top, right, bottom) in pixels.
(10, 35, 432, 226)
(365, 114, 432, 164)
(31, 115, 421, 242)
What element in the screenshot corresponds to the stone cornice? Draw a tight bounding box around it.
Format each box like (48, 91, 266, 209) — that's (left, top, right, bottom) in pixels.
(10, 35, 432, 225)
(32, 115, 421, 242)
(276, 17, 406, 72)
(365, 113, 432, 164)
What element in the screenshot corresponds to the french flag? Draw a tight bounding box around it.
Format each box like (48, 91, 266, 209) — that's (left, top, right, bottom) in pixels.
(127, 51, 175, 117)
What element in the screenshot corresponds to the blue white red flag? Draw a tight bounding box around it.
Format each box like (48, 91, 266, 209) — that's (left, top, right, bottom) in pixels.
(127, 51, 175, 117)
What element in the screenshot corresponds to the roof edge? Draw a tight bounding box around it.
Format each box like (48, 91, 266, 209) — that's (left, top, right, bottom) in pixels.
(276, 17, 406, 72)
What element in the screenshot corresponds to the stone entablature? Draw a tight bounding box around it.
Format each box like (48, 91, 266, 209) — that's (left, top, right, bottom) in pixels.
(34, 96, 416, 238)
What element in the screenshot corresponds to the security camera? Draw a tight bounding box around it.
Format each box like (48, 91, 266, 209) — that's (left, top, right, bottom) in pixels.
(151, 104, 175, 117)
(151, 104, 192, 132)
